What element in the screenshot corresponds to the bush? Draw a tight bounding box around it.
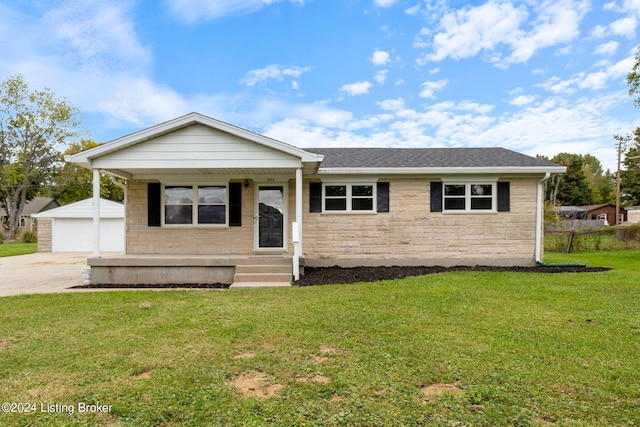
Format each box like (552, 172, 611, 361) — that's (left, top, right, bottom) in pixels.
(0, 233, 4, 244)
(20, 231, 37, 243)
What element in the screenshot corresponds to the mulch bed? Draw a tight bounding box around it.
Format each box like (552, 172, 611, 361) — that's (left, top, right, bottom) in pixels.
(295, 265, 610, 286)
(72, 265, 610, 289)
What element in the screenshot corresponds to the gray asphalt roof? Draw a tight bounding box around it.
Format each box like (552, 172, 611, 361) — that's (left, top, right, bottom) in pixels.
(306, 147, 559, 169)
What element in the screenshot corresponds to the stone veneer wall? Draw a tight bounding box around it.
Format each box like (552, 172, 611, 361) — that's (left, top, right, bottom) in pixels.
(125, 179, 255, 255)
(124, 177, 541, 266)
(300, 177, 540, 267)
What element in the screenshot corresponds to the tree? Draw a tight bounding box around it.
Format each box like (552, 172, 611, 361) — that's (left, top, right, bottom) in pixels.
(549, 153, 594, 206)
(45, 140, 124, 205)
(621, 128, 640, 206)
(582, 154, 615, 204)
(627, 45, 640, 108)
(0, 75, 81, 240)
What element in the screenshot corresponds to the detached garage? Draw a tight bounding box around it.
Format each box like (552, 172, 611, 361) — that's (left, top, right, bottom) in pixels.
(33, 198, 124, 252)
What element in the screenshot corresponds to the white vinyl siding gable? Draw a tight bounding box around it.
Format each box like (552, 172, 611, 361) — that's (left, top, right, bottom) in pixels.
(91, 124, 303, 170)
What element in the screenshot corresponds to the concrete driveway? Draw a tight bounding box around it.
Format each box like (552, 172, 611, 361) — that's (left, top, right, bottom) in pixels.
(0, 252, 95, 297)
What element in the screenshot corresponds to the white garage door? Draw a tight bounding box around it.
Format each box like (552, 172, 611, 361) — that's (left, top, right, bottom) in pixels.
(52, 218, 124, 252)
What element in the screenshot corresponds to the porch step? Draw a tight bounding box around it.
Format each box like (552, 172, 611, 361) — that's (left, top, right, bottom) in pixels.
(229, 282, 292, 289)
(231, 263, 293, 288)
(236, 264, 292, 274)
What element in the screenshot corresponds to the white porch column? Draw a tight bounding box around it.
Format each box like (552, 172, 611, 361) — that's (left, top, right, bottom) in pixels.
(294, 167, 303, 280)
(92, 169, 101, 258)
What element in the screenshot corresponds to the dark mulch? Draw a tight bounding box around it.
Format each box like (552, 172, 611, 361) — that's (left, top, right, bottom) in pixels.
(295, 265, 610, 286)
(72, 265, 610, 289)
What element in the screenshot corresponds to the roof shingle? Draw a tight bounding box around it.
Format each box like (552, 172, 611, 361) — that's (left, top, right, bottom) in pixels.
(306, 147, 559, 169)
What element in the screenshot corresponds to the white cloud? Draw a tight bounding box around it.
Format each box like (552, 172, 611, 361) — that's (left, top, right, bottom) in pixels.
(510, 94, 536, 106)
(44, 0, 151, 73)
(405, 4, 420, 15)
(421, 1, 527, 63)
(610, 17, 637, 37)
(377, 98, 405, 111)
(594, 41, 619, 55)
(167, 0, 304, 23)
(539, 55, 635, 93)
(240, 64, 311, 86)
(374, 70, 388, 84)
(419, 0, 589, 67)
(339, 81, 373, 96)
(419, 79, 448, 98)
(374, 0, 397, 7)
(370, 50, 391, 66)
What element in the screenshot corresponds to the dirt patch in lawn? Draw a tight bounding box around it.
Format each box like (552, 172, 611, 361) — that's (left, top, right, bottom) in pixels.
(229, 371, 283, 399)
(420, 383, 463, 402)
(296, 265, 610, 286)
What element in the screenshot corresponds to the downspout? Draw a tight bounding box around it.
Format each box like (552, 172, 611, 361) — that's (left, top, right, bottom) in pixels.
(535, 172, 550, 264)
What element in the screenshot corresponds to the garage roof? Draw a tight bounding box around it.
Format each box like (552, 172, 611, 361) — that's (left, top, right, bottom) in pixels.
(32, 198, 124, 219)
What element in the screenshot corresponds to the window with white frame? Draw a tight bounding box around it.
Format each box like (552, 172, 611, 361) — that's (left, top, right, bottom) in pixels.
(324, 184, 375, 212)
(164, 185, 227, 225)
(443, 183, 494, 212)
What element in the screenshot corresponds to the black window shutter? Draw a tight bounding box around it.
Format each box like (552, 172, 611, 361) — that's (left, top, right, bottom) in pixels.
(310, 182, 322, 212)
(497, 181, 510, 212)
(148, 182, 161, 227)
(430, 181, 443, 212)
(229, 182, 242, 226)
(377, 182, 390, 212)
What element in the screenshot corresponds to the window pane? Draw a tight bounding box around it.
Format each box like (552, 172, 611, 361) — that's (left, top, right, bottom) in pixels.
(325, 185, 346, 197)
(352, 185, 373, 196)
(198, 205, 226, 224)
(444, 198, 465, 210)
(471, 198, 492, 210)
(165, 205, 192, 224)
(165, 186, 193, 204)
(198, 186, 226, 204)
(325, 198, 347, 211)
(445, 184, 465, 196)
(471, 184, 492, 196)
(352, 198, 373, 211)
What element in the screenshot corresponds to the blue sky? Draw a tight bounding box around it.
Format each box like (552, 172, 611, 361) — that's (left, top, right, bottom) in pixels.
(1, 0, 639, 171)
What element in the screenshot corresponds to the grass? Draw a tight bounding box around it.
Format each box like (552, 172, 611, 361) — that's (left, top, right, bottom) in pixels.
(0, 250, 639, 426)
(0, 243, 37, 257)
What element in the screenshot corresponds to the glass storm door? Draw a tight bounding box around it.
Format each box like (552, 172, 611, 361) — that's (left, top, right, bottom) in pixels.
(258, 186, 284, 248)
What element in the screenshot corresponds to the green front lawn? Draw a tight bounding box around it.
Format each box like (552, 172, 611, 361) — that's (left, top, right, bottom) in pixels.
(0, 250, 639, 426)
(0, 243, 37, 257)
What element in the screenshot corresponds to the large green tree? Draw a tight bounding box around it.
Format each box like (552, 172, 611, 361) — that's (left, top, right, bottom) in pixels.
(46, 140, 124, 205)
(582, 153, 615, 204)
(624, 45, 640, 206)
(0, 75, 81, 239)
(547, 153, 594, 206)
(627, 45, 640, 108)
(621, 128, 640, 206)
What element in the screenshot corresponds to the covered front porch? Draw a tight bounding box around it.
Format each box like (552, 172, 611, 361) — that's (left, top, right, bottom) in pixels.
(67, 113, 324, 287)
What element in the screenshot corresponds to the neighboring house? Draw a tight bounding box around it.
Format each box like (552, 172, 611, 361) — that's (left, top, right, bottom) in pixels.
(558, 204, 627, 226)
(68, 112, 565, 287)
(0, 197, 59, 235)
(627, 206, 640, 224)
(32, 198, 124, 252)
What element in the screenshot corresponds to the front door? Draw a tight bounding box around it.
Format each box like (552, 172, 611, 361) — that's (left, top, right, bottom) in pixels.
(258, 186, 285, 249)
